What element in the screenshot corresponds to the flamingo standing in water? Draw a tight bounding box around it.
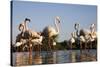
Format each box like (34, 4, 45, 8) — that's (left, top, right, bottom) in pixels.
(42, 16, 60, 38)
(69, 32, 77, 49)
(16, 18, 43, 49)
(42, 16, 61, 51)
(15, 18, 43, 64)
(89, 24, 97, 49)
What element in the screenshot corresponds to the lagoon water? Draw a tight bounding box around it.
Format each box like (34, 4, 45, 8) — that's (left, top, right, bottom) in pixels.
(12, 49, 97, 66)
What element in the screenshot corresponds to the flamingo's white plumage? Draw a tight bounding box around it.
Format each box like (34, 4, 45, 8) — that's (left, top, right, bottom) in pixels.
(31, 36, 43, 45)
(70, 32, 77, 44)
(42, 16, 60, 38)
(15, 42, 23, 47)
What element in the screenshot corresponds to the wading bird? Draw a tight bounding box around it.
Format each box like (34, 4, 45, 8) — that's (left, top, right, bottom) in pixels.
(69, 32, 76, 49)
(42, 16, 60, 38)
(42, 16, 61, 51)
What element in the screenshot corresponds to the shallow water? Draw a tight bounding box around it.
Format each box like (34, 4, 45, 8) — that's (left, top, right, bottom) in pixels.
(12, 49, 97, 66)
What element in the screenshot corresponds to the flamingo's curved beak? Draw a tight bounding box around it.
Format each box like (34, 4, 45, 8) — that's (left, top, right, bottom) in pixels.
(25, 18, 31, 22)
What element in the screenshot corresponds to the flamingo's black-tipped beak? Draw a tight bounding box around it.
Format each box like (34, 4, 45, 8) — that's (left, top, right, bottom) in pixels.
(74, 23, 79, 30)
(25, 18, 31, 22)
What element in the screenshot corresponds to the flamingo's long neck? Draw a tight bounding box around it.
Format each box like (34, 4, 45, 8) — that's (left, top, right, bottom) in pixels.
(54, 18, 60, 34)
(24, 21, 28, 31)
(19, 24, 24, 32)
(90, 24, 95, 33)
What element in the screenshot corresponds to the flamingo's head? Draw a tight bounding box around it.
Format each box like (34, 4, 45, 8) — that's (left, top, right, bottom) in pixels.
(24, 18, 31, 22)
(55, 16, 60, 23)
(74, 23, 79, 30)
(91, 24, 95, 27)
(90, 24, 95, 30)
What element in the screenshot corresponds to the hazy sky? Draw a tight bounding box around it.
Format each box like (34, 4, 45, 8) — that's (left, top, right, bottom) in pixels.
(12, 1, 97, 43)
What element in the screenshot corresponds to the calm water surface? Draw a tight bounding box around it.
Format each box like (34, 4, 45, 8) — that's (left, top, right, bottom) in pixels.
(12, 49, 97, 66)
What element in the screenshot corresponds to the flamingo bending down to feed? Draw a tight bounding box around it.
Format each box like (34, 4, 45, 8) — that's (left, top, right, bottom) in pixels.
(31, 35, 43, 45)
(14, 38, 27, 51)
(15, 39, 27, 47)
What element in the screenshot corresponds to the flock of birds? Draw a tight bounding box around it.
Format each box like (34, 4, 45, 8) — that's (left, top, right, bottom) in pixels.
(13, 16, 97, 52)
(69, 23, 97, 49)
(14, 16, 60, 51)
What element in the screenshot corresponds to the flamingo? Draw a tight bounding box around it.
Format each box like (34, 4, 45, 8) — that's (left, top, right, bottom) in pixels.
(80, 35, 86, 49)
(31, 36, 43, 45)
(18, 18, 30, 32)
(69, 32, 77, 62)
(70, 32, 76, 43)
(18, 18, 43, 64)
(79, 24, 97, 49)
(89, 24, 97, 49)
(16, 18, 43, 51)
(18, 18, 43, 44)
(15, 39, 27, 47)
(69, 32, 76, 49)
(14, 38, 27, 51)
(89, 24, 97, 41)
(18, 18, 41, 39)
(83, 24, 97, 43)
(42, 16, 60, 38)
(81, 24, 97, 49)
(42, 16, 60, 51)
(79, 29, 87, 49)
